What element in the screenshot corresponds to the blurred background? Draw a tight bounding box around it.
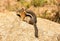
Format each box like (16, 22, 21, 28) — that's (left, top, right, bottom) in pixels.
(0, 0, 60, 23)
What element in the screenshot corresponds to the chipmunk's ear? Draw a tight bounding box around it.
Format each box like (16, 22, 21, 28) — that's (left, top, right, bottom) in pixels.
(21, 8, 25, 12)
(16, 8, 26, 14)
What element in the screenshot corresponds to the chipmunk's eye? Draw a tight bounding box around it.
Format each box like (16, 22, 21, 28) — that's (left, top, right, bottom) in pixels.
(17, 14, 21, 17)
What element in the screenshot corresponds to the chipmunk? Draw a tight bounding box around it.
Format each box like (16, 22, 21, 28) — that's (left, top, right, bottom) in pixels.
(16, 8, 38, 38)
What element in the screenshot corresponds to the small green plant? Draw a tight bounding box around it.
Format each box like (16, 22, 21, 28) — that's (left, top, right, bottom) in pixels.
(31, 0, 47, 7)
(17, 0, 31, 9)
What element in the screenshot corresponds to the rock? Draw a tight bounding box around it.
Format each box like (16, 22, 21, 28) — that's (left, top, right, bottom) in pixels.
(57, 34, 60, 41)
(0, 12, 60, 41)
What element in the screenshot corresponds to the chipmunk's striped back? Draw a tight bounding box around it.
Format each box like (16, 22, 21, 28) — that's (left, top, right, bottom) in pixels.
(26, 10, 37, 23)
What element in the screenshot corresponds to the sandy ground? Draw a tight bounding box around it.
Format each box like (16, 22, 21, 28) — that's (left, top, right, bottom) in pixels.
(0, 12, 60, 41)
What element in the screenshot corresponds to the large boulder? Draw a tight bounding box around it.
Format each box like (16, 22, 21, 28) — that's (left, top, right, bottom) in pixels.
(0, 12, 60, 41)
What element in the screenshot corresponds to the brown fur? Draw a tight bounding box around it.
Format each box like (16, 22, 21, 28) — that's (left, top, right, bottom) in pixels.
(16, 8, 38, 38)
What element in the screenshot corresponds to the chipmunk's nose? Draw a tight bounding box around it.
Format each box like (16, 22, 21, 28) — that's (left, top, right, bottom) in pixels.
(16, 14, 21, 17)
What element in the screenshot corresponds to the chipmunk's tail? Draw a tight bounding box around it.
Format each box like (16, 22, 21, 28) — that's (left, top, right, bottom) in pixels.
(34, 23, 38, 38)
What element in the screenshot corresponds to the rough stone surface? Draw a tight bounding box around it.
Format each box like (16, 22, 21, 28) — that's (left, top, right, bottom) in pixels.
(0, 12, 60, 41)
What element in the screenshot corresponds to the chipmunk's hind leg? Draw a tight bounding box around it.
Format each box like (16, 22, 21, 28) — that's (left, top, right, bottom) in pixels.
(29, 20, 34, 25)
